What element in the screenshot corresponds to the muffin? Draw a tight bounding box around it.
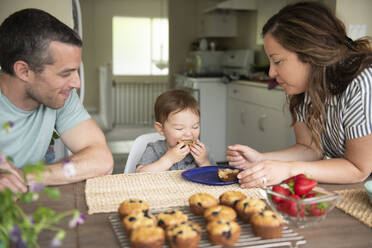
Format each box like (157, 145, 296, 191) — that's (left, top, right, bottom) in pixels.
(206, 219, 241, 246)
(204, 205, 237, 222)
(178, 140, 194, 146)
(235, 198, 267, 223)
(182, 140, 194, 145)
(188, 193, 219, 215)
(122, 210, 158, 236)
(130, 225, 165, 248)
(118, 198, 149, 219)
(219, 191, 247, 208)
(165, 221, 202, 248)
(157, 209, 188, 229)
(250, 210, 285, 239)
(217, 168, 240, 182)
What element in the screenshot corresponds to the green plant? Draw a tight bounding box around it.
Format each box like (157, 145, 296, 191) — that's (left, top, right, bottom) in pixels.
(0, 121, 85, 248)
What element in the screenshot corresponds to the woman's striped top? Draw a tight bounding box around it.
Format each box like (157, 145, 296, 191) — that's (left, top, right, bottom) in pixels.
(296, 67, 372, 158)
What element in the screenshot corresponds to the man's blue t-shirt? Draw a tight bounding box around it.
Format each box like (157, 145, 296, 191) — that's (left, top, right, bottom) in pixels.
(0, 88, 90, 168)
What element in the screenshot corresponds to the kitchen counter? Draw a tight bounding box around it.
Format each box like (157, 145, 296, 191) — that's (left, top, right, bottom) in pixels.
(22, 174, 372, 248)
(232, 79, 282, 91)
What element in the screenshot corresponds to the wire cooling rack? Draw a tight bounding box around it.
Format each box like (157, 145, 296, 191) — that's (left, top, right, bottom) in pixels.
(109, 206, 306, 248)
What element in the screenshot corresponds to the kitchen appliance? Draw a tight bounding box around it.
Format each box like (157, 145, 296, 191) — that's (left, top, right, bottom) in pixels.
(177, 49, 255, 162)
(222, 49, 255, 78)
(185, 51, 224, 76)
(176, 74, 226, 162)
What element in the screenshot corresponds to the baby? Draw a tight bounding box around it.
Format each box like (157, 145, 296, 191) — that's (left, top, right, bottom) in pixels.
(136, 89, 215, 172)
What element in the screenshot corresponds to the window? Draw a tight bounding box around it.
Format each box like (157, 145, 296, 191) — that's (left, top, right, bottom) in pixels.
(113, 16, 168, 76)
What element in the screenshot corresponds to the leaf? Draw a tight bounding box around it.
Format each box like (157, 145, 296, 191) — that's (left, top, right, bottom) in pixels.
(42, 188, 61, 200)
(6, 156, 14, 163)
(23, 192, 34, 203)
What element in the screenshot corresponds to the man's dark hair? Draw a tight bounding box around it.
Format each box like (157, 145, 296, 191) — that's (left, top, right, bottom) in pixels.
(0, 8, 82, 75)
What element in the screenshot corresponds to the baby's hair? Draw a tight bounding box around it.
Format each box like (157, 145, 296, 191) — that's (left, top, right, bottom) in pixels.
(154, 89, 200, 124)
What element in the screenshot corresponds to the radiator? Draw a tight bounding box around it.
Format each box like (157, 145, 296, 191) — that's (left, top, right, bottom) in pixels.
(113, 81, 168, 125)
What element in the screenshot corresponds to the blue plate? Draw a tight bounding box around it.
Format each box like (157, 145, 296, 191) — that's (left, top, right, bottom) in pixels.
(181, 165, 242, 185)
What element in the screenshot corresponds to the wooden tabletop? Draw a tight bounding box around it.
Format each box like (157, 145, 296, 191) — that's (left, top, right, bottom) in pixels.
(25, 178, 372, 248)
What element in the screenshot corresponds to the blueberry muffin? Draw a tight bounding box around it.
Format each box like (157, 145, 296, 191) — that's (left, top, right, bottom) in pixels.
(235, 198, 267, 223)
(203, 205, 237, 222)
(217, 168, 240, 182)
(250, 210, 285, 239)
(122, 210, 158, 236)
(165, 221, 202, 248)
(181, 140, 194, 145)
(219, 191, 247, 208)
(118, 198, 149, 219)
(188, 193, 219, 215)
(130, 225, 165, 248)
(157, 209, 188, 229)
(206, 219, 241, 246)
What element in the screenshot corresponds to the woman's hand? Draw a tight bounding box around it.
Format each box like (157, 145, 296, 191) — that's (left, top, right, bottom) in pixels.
(226, 144, 264, 169)
(237, 160, 291, 188)
(190, 141, 210, 166)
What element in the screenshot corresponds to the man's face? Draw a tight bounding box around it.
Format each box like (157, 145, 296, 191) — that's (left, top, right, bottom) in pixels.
(26, 41, 82, 109)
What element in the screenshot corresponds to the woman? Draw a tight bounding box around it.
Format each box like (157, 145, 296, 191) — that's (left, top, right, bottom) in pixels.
(227, 1, 372, 188)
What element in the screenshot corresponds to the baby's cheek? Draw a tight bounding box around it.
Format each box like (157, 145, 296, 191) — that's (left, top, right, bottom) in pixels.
(166, 139, 178, 148)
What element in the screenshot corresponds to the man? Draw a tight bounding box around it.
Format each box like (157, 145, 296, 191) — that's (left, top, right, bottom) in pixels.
(0, 9, 113, 192)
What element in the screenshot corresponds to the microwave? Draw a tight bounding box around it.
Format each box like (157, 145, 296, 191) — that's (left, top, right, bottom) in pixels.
(186, 51, 224, 75)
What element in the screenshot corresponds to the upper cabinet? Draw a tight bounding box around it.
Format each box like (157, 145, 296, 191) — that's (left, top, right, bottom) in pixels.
(203, 0, 257, 13)
(197, 0, 258, 38)
(199, 12, 237, 37)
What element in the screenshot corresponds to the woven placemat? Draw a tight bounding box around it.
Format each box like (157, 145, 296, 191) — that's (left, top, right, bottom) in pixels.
(85, 170, 263, 214)
(335, 188, 372, 228)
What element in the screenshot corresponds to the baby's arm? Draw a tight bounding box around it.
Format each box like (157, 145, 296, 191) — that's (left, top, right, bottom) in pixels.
(136, 143, 190, 172)
(190, 141, 212, 167)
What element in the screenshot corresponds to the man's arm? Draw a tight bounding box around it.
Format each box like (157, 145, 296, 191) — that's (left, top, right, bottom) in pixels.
(0, 157, 27, 193)
(28, 119, 113, 185)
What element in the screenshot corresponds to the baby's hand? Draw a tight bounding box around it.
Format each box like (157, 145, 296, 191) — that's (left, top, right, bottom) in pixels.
(165, 142, 190, 164)
(190, 141, 210, 166)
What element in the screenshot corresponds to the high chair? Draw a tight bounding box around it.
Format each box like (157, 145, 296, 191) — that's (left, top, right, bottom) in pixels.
(123, 132, 165, 173)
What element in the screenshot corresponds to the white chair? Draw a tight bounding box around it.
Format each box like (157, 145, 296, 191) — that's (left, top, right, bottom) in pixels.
(124, 132, 165, 173)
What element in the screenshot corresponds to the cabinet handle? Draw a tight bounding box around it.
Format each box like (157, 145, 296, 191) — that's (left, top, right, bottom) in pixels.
(258, 114, 267, 132)
(240, 108, 245, 125)
(233, 89, 238, 94)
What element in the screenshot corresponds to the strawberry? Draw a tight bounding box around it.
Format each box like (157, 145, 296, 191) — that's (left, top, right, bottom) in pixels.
(304, 192, 316, 198)
(272, 185, 291, 204)
(284, 173, 306, 184)
(309, 202, 328, 216)
(278, 194, 305, 217)
(285, 174, 306, 194)
(294, 177, 317, 196)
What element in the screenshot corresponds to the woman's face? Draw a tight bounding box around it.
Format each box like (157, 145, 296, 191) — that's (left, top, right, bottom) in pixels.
(264, 33, 310, 95)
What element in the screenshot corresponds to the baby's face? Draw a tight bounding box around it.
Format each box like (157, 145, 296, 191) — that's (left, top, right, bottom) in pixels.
(161, 109, 200, 148)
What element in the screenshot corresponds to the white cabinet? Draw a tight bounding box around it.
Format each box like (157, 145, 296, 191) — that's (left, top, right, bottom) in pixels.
(199, 12, 237, 38)
(227, 81, 295, 152)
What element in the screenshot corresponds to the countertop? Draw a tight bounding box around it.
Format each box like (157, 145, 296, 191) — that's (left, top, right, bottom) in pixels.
(21, 173, 372, 248)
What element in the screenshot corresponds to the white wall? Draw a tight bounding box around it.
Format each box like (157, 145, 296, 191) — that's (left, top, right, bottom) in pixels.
(0, 0, 72, 27)
(335, 0, 372, 38)
(80, 0, 171, 111)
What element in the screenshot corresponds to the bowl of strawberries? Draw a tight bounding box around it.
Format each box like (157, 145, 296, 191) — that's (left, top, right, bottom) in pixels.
(264, 174, 341, 228)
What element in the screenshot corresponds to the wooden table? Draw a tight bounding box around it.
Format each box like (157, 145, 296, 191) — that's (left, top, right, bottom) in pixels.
(27, 179, 372, 248)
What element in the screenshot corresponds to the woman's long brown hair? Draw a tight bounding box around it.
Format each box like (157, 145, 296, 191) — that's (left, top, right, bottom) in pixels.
(262, 1, 372, 151)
